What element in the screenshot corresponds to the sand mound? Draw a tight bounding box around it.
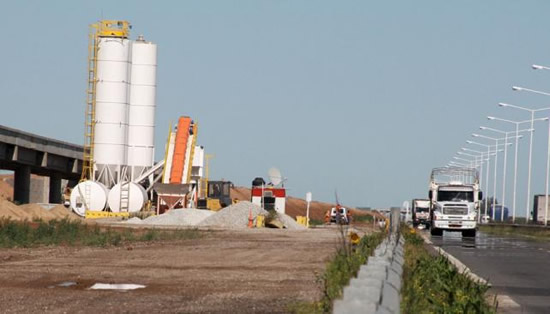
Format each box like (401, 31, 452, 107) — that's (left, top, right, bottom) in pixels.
(0, 199, 27, 219)
(0, 200, 81, 221)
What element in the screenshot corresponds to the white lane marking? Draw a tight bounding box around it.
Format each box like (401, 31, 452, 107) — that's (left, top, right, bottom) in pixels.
(495, 294, 521, 310)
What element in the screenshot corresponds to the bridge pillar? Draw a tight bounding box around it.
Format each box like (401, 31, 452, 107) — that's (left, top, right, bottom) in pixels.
(49, 174, 62, 204)
(67, 179, 78, 188)
(14, 165, 31, 204)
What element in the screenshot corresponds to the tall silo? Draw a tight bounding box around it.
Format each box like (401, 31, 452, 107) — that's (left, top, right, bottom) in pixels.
(127, 35, 157, 180)
(94, 21, 131, 186)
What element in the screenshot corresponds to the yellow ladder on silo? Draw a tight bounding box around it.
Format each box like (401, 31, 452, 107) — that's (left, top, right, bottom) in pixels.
(82, 23, 99, 181)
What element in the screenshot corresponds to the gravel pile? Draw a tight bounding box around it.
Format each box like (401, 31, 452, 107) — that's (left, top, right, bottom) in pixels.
(277, 213, 306, 230)
(124, 201, 304, 229)
(199, 201, 267, 229)
(126, 217, 143, 224)
(129, 208, 214, 226)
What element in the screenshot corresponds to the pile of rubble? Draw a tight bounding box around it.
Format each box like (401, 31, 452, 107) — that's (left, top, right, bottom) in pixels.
(126, 201, 305, 230)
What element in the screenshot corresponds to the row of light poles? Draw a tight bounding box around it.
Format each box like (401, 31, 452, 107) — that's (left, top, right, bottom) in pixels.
(447, 64, 550, 225)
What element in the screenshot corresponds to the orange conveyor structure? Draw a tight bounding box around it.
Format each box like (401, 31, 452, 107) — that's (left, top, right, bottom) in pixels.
(169, 117, 192, 184)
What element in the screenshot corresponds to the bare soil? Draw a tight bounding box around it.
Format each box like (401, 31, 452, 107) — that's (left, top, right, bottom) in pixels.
(0, 226, 360, 313)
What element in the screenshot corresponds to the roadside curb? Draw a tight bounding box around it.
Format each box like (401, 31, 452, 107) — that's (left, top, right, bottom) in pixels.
(418, 232, 489, 286)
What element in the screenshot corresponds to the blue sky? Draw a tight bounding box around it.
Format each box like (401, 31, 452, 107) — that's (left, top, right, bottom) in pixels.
(2, 1, 550, 212)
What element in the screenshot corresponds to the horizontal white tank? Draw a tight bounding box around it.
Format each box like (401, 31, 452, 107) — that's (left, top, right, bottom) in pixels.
(127, 36, 157, 178)
(70, 181, 109, 216)
(94, 37, 131, 171)
(107, 182, 148, 213)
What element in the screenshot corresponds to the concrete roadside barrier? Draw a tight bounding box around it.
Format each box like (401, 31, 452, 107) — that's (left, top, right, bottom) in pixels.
(333, 233, 405, 314)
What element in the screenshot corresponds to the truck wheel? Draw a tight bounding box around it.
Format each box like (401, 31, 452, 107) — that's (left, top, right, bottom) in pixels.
(462, 229, 476, 238)
(430, 228, 443, 236)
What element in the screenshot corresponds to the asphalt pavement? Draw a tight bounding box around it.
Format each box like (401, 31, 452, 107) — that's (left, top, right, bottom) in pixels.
(428, 230, 550, 314)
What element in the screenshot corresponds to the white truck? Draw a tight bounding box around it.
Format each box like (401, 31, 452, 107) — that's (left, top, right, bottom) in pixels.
(412, 199, 430, 228)
(428, 167, 482, 237)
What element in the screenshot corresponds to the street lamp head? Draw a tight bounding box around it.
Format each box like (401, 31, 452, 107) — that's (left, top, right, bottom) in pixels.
(488, 116, 496, 120)
(512, 86, 522, 91)
(498, 102, 508, 107)
(466, 140, 473, 144)
(472, 133, 480, 137)
(533, 64, 545, 70)
(480, 126, 488, 130)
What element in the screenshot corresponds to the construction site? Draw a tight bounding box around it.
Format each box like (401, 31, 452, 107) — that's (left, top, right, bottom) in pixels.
(0, 20, 383, 313)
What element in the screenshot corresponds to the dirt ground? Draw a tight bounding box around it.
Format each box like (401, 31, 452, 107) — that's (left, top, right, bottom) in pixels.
(0, 225, 369, 313)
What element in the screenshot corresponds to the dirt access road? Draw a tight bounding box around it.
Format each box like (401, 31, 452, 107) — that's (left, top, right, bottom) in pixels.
(0, 226, 363, 313)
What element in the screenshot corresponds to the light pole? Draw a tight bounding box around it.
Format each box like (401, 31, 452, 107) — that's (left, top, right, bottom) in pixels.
(511, 83, 550, 225)
(466, 140, 505, 220)
(473, 134, 500, 220)
(487, 116, 547, 223)
(532, 64, 550, 71)
(462, 148, 488, 190)
(471, 135, 517, 220)
(479, 126, 531, 221)
(500, 100, 550, 223)
(458, 150, 490, 223)
(452, 157, 476, 182)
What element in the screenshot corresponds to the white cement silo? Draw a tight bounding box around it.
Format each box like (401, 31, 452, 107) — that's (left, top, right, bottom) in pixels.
(70, 181, 109, 217)
(94, 36, 131, 185)
(107, 182, 148, 213)
(127, 35, 157, 180)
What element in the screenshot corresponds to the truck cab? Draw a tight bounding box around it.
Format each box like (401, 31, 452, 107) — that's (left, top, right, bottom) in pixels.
(330, 206, 350, 224)
(429, 168, 482, 238)
(412, 199, 430, 228)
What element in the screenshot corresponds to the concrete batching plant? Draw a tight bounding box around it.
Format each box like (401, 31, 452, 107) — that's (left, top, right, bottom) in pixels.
(71, 20, 158, 216)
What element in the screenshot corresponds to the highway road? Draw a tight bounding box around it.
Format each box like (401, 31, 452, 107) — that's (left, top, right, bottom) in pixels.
(428, 232, 550, 313)
(428, 230, 550, 313)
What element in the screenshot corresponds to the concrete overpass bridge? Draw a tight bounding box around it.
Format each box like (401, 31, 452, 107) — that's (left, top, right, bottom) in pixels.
(0, 125, 83, 204)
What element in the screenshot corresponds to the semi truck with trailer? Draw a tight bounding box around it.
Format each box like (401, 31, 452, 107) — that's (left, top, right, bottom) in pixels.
(428, 167, 482, 237)
(412, 199, 430, 228)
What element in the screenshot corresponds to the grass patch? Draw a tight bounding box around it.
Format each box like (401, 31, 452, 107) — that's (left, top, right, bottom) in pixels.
(290, 229, 384, 313)
(401, 228, 495, 313)
(308, 219, 324, 226)
(479, 224, 550, 241)
(0, 218, 203, 248)
(353, 215, 374, 223)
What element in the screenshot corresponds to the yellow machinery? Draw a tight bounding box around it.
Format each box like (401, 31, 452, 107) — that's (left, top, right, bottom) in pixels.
(195, 154, 235, 211)
(197, 181, 234, 211)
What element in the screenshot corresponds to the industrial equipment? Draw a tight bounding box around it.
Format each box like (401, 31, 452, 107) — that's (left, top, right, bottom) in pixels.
(197, 181, 234, 211)
(250, 169, 287, 213)
(71, 19, 159, 217)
